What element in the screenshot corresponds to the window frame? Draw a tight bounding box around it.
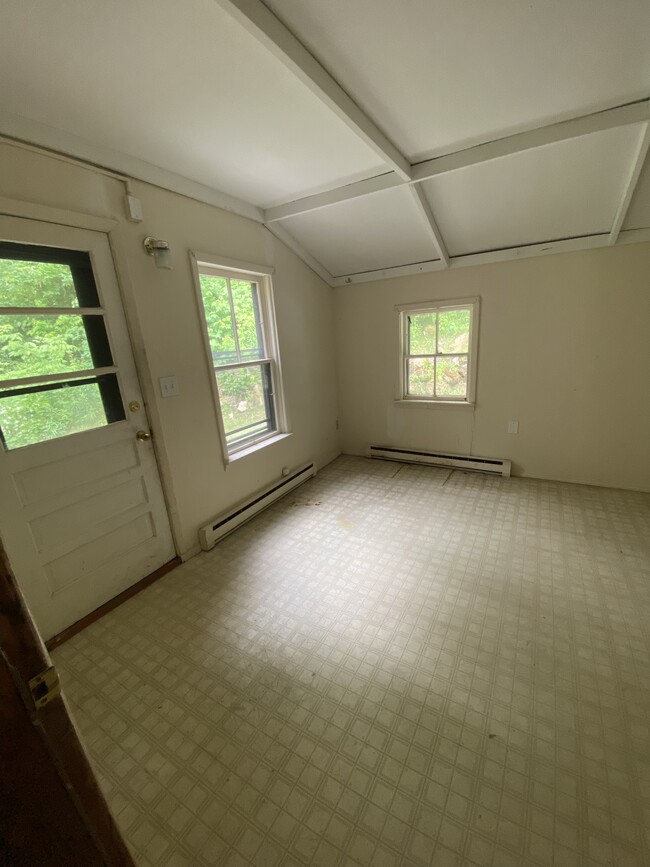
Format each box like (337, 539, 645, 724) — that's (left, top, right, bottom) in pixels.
(396, 296, 480, 405)
(190, 252, 288, 464)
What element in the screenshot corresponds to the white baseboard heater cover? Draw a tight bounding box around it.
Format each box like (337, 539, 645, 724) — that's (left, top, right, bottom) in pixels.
(198, 463, 316, 551)
(368, 445, 511, 477)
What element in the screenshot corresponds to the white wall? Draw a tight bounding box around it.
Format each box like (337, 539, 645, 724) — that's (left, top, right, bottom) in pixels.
(2, 137, 648, 568)
(335, 243, 650, 492)
(0, 142, 340, 557)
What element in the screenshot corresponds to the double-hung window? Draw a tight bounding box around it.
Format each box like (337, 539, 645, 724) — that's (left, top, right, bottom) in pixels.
(398, 298, 479, 403)
(195, 259, 285, 458)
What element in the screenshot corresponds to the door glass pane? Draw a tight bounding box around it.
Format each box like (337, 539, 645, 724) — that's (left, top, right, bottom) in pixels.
(0, 258, 80, 308)
(408, 313, 436, 354)
(199, 275, 236, 364)
(407, 358, 435, 396)
(216, 363, 274, 447)
(436, 355, 468, 397)
(0, 314, 98, 381)
(438, 308, 470, 353)
(231, 280, 263, 361)
(0, 380, 111, 449)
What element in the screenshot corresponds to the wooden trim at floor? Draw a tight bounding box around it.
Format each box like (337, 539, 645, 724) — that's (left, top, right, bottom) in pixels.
(46, 556, 181, 651)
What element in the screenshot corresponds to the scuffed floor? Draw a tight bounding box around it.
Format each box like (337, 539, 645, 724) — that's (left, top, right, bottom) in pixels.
(54, 456, 650, 866)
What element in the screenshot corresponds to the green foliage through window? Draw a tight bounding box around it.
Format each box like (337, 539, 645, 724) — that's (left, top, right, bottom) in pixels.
(405, 305, 473, 400)
(198, 270, 275, 451)
(0, 383, 108, 449)
(0, 258, 79, 308)
(0, 252, 121, 450)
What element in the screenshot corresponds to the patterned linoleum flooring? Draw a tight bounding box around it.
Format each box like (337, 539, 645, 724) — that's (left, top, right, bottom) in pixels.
(53, 456, 650, 867)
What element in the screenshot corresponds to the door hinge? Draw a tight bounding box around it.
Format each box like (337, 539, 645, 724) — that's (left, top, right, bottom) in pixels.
(28, 666, 61, 710)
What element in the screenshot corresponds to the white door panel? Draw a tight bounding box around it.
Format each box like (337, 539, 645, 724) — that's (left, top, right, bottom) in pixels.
(0, 216, 175, 639)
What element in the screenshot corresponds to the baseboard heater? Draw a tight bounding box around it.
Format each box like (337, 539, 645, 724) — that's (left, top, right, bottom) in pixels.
(198, 463, 316, 550)
(368, 445, 511, 477)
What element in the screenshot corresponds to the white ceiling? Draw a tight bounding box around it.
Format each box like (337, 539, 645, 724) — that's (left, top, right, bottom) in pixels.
(265, 0, 650, 160)
(281, 187, 439, 277)
(1, 0, 650, 283)
(0, 0, 383, 207)
(423, 125, 644, 257)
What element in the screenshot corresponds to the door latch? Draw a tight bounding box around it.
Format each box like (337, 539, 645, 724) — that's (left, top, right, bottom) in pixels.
(28, 666, 61, 710)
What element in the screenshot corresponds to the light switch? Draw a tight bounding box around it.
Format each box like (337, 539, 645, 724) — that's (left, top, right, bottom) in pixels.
(159, 375, 179, 398)
(507, 420, 519, 434)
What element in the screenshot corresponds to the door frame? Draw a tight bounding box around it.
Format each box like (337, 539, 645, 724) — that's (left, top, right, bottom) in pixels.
(0, 534, 136, 866)
(0, 195, 183, 558)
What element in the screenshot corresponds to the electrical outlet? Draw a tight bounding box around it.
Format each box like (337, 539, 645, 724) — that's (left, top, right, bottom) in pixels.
(159, 375, 179, 398)
(507, 420, 519, 434)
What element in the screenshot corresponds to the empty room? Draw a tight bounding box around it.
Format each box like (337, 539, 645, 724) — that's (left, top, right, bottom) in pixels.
(1, 1, 649, 865)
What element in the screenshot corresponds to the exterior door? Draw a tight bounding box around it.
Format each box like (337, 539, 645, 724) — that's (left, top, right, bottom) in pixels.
(0, 216, 175, 640)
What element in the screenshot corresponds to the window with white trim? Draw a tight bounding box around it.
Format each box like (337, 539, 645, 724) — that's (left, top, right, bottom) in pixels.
(398, 298, 479, 403)
(195, 261, 285, 456)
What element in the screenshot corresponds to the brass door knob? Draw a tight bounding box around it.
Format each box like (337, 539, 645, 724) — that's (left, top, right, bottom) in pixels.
(135, 430, 151, 442)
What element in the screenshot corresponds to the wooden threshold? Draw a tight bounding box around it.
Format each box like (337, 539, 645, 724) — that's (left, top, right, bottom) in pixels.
(46, 556, 181, 651)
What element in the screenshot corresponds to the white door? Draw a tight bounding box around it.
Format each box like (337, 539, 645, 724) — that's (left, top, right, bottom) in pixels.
(0, 216, 176, 640)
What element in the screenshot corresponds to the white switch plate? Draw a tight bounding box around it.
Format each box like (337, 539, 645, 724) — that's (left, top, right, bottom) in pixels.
(507, 420, 519, 434)
(159, 375, 179, 398)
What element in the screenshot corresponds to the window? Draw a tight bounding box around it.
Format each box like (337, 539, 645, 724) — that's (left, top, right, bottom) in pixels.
(0, 242, 125, 450)
(195, 259, 285, 457)
(398, 298, 479, 403)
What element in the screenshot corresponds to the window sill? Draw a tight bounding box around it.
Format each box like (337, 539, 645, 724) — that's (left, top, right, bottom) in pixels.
(394, 399, 475, 408)
(226, 432, 292, 464)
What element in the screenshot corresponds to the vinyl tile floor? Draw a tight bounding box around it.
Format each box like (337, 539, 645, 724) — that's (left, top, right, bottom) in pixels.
(53, 456, 650, 866)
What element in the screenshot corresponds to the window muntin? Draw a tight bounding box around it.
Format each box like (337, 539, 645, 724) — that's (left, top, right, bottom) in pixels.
(197, 266, 280, 455)
(400, 300, 478, 403)
(0, 242, 125, 450)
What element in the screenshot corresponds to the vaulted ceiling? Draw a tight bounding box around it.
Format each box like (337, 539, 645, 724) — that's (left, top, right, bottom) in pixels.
(2, 0, 650, 285)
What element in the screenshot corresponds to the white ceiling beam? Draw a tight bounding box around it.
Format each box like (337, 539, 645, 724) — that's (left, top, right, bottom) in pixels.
(407, 186, 450, 267)
(411, 100, 650, 183)
(332, 259, 446, 286)
(608, 119, 650, 245)
(214, 0, 411, 181)
(263, 221, 335, 286)
(264, 173, 402, 223)
(263, 100, 650, 223)
(329, 228, 650, 287)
